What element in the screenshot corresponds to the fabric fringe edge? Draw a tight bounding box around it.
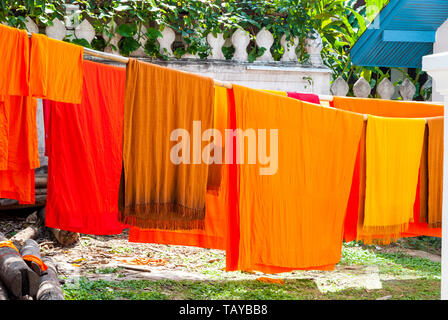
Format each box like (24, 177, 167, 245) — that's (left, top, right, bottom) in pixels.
(358, 222, 410, 245)
(428, 222, 442, 229)
(118, 202, 206, 231)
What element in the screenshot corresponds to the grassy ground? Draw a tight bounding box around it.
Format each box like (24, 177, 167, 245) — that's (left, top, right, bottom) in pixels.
(62, 240, 441, 300)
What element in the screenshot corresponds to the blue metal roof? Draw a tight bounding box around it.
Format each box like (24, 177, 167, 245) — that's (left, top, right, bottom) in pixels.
(350, 0, 448, 68)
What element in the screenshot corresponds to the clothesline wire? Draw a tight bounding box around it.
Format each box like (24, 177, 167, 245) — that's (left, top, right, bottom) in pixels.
(25, 31, 442, 124)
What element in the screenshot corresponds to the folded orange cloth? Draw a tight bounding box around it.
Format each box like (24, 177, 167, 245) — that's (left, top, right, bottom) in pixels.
(0, 24, 30, 96)
(233, 85, 364, 272)
(29, 33, 84, 104)
(118, 59, 215, 230)
(22, 254, 48, 272)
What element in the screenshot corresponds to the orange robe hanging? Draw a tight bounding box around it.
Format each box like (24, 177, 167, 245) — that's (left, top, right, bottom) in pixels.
(45, 61, 126, 235)
(128, 86, 230, 249)
(29, 33, 84, 104)
(233, 86, 364, 273)
(332, 97, 443, 242)
(0, 96, 39, 204)
(331, 97, 444, 118)
(0, 24, 30, 97)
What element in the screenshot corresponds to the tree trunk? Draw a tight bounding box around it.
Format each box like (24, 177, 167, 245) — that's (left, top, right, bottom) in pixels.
(19, 239, 44, 276)
(10, 226, 41, 248)
(36, 257, 64, 300)
(35, 176, 47, 189)
(0, 232, 40, 298)
(0, 280, 9, 300)
(50, 228, 79, 246)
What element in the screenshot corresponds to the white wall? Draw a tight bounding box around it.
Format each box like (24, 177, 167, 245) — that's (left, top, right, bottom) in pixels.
(432, 18, 448, 102)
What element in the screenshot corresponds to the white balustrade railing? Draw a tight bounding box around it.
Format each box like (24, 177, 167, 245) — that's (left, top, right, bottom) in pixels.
(21, 6, 326, 66)
(330, 75, 431, 101)
(23, 12, 431, 101)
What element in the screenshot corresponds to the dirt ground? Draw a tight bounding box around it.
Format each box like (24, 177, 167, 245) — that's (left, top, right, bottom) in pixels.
(0, 209, 441, 295)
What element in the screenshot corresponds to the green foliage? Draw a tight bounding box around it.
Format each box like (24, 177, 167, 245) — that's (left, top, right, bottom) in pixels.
(0, 0, 66, 28)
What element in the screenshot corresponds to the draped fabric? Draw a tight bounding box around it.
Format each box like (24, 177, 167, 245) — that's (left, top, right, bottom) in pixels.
(0, 25, 39, 205)
(418, 125, 429, 223)
(128, 167, 228, 249)
(331, 97, 444, 118)
(118, 59, 215, 230)
(29, 33, 84, 104)
(128, 86, 230, 249)
(0, 25, 30, 97)
(287, 92, 321, 104)
(332, 97, 443, 243)
(427, 117, 444, 228)
(206, 86, 226, 193)
(343, 123, 365, 242)
(45, 61, 126, 235)
(0, 96, 38, 204)
(232, 85, 364, 272)
(225, 88, 240, 271)
(261, 90, 287, 96)
(359, 116, 426, 245)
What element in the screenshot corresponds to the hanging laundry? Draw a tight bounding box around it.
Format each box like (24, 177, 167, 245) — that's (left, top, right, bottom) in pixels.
(0, 24, 29, 96)
(427, 117, 444, 228)
(225, 88, 240, 271)
(0, 98, 7, 169)
(29, 33, 84, 104)
(129, 169, 229, 249)
(332, 97, 444, 243)
(0, 96, 39, 204)
(402, 176, 441, 238)
(206, 86, 227, 194)
(343, 123, 365, 242)
(359, 115, 426, 245)
(262, 90, 287, 96)
(287, 91, 320, 104)
(418, 126, 429, 223)
(45, 60, 126, 235)
(0, 96, 39, 170)
(232, 85, 364, 272)
(128, 86, 230, 249)
(118, 59, 215, 230)
(331, 96, 444, 118)
(0, 170, 35, 204)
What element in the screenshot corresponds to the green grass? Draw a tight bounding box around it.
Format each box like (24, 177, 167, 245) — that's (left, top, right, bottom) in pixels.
(62, 241, 441, 300)
(340, 243, 441, 279)
(63, 277, 440, 300)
